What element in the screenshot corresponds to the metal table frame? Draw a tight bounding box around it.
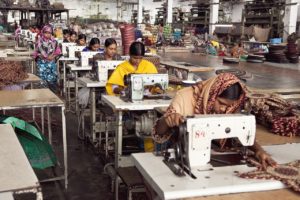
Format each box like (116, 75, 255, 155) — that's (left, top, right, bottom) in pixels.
(0, 124, 43, 200)
(0, 89, 68, 189)
(101, 95, 172, 200)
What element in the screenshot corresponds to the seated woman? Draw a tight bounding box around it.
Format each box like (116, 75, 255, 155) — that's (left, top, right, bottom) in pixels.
(82, 38, 104, 53)
(153, 73, 277, 170)
(69, 31, 77, 43)
(106, 41, 158, 151)
(77, 34, 87, 46)
(91, 38, 122, 80)
(106, 41, 157, 95)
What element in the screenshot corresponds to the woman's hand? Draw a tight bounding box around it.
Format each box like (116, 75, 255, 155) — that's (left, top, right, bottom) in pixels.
(113, 86, 123, 94)
(47, 55, 55, 61)
(255, 150, 277, 170)
(164, 113, 184, 128)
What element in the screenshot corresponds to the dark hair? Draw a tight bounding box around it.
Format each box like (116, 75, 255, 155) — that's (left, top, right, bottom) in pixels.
(104, 38, 117, 48)
(78, 34, 86, 41)
(70, 31, 77, 36)
(88, 38, 100, 49)
(63, 29, 70, 35)
(219, 83, 242, 100)
(129, 42, 145, 56)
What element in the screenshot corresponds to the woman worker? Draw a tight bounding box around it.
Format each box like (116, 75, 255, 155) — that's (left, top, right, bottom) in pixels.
(106, 41, 157, 95)
(34, 25, 61, 91)
(153, 73, 277, 170)
(106, 41, 158, 151)
(82, 38, 104, 53)
(77, 34, 87, 46)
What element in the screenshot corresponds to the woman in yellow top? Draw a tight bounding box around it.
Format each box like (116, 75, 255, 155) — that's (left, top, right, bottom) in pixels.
(106, 41, 157, 95)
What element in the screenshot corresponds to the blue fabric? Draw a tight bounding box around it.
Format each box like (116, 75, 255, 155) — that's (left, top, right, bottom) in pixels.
(37, 59, 57, 84)
(82, 47, 104, 53)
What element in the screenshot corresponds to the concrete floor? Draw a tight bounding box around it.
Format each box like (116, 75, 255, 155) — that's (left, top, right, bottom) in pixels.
(18, 53, 300, 200)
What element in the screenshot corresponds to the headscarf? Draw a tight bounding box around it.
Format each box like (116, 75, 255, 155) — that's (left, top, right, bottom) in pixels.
(34, 25, 59, 59)
(193, 73, 246, 115)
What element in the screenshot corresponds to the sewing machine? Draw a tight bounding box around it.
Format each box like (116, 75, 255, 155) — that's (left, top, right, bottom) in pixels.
(61, 42, 76, 56)
(163, 114, 256, 177)
(67, 45, 85, 58)
(121, 73, 169, 102)
(95, 60, 124, 83)
(79, 51, 99, 67)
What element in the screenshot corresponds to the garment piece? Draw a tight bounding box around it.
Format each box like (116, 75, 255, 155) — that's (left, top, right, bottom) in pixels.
(239, 160, 300, 192)
(106, 59, 157, 95)
(152, 73, 246, 143)
(36, 59, 57, 84)
(82, 46, 104, 53)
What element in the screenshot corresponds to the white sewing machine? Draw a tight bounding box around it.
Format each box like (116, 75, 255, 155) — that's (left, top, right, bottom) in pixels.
(61, 42, 76, 56)
(122, 73, 169, 102)
(79, 51, 99, 67)
(67, 45, 85, 59)
(131, 114, 263, 200)
(163, 114, 256, 176)
(96, 60, 124, 83)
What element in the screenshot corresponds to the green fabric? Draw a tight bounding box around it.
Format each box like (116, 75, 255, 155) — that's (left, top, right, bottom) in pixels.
(0, 116, 57, 169)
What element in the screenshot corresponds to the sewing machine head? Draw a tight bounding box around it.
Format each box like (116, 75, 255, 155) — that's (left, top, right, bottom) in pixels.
(79, 51, 99, 67)
(164, 114, 256, 176)
(95, 60, 124, 83)
(61, 42, 76, 56)
(122, 73, 169, 102)
(67, 45, 85, 58)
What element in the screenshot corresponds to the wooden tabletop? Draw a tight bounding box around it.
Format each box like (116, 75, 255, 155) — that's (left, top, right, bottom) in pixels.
(160, 61, 214, 72)
(0, 124, 40, 192)
(18, 73, 41, 83)
(0, 89, 64, 110)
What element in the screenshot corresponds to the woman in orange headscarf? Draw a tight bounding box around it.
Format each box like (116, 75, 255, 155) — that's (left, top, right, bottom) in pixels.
(153, 73, 276, 170)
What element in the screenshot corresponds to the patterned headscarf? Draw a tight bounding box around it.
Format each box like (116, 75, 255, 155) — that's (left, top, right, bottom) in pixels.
(193, 73, 246, 114)
(34, 25, 58, 59)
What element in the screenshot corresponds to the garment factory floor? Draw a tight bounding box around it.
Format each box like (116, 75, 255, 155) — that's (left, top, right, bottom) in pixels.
(18, 53, 300, 200)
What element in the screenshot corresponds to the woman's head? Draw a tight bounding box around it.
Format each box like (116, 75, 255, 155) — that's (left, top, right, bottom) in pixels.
(129, 42, 145, 67)
(69, 31, 77, 43)
(193, 73, 246, 115)
(88, 38, 101, 51)
(63, 29, 70, 41)
(77, 34, 86, 46)
(42, 25, 53, 39)
(104, 38, 117, 58)
(214, 83, 243, 114)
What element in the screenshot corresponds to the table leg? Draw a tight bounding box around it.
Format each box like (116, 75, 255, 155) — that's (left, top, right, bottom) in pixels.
(63, 62, 66, 97)
(41, 108, 44, 134)
(91, 88, 96, 143)
(47, 107, 52, 145)
(75, 71, 78, 113)
(61, 106, 68, 189)
(115, 110, 123, 168)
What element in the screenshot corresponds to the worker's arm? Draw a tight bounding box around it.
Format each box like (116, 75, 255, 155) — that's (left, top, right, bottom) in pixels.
(249, 140, 277, 170)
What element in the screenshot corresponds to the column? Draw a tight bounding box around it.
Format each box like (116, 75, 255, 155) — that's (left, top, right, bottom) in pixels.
(167, 0, 173, 24)
(137, 0, 143, 23)
(209, 0, 219, 35)
(283, 0, 298, 41)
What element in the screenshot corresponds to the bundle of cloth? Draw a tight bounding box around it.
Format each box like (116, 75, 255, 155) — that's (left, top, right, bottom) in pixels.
(245, 92, 300, 137)
(0, 60, 28, 88)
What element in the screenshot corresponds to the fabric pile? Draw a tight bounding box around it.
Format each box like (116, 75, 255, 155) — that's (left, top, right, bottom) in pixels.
(286, 33, 299, 63)
(0, 60, 28, 88)
(119, 24, 135, 55)
(266, 45, 289, 63)
(239, 160, 300, 192)
(246, 93, 300, 137)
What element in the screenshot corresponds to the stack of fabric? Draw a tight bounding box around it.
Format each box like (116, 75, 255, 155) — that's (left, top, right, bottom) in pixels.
(0, 60, 28, 88)
(246, 93, 300, 137)
(266, 45, 289, 63)
(119, 24, 135, 55)
(286, 33, 299, 63)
